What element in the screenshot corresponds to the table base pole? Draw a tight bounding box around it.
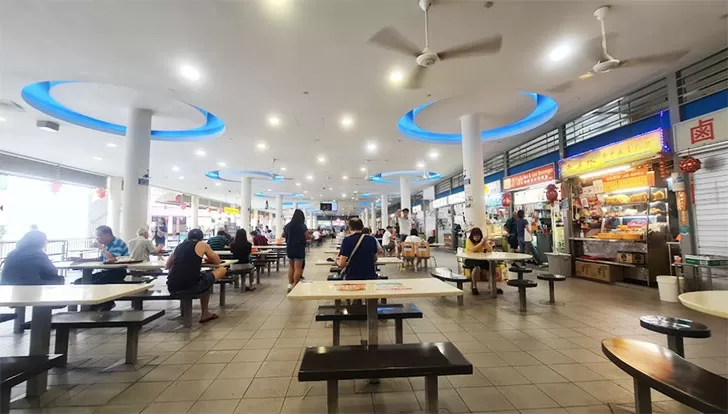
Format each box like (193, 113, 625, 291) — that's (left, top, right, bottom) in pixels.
(26, 306, 53, 397)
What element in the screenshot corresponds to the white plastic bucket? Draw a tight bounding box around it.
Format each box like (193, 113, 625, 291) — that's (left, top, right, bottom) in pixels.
(656, 276, 684, 302)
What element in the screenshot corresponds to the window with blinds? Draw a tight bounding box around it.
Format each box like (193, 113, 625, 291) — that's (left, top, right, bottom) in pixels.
(483, 154, 505, 176)
(435, 179, 451, 196)
(451, 172, 464, 188)
(677, 48, 727, 105)
(507, 129, 559, 166)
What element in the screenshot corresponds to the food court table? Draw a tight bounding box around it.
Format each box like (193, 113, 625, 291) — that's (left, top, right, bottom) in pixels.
(0, 283, 153, 397)
(56, 259, 237, 281)
(678, 291, 728, 319)
(455, 251, 532, 298)
(287, 278, 461, 347)
(314, 257, 403, 266)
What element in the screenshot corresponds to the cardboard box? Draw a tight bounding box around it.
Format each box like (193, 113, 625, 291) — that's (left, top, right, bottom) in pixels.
(575, 260, 623, 283)
(617, 252, 646, 265)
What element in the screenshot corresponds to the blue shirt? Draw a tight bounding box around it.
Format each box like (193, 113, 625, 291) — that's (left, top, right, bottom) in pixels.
(516, 218, 528, 240)
(102, 237, 129, 260)
(339, 233, 379, 280)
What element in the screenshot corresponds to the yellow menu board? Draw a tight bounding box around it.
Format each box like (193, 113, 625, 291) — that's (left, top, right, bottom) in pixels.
(560, 129, 664, 178)
(602, 168, 655, 193)
(224, 207, 240, 215)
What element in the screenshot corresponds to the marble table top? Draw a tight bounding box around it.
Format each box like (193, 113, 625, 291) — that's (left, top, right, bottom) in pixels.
(287, 278, 462, 300)
(0, 284, 153, 307)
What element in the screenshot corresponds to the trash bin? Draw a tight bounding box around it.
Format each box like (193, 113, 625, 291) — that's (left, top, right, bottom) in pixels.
(656, 275, 684, 302)
(545, 252, 572, 277)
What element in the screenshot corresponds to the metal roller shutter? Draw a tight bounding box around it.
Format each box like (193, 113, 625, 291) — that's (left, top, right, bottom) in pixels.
(692, 146, 728, 255)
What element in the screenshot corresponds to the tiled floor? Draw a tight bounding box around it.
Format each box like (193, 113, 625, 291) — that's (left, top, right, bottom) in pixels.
(3, 245, 726, 413)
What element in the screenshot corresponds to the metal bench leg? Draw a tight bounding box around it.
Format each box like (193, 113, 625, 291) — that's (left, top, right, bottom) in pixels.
(548, 280, 556, 304)
(54, 327, 70, 367)
(633, 378, 652, 413)
(395, 319, 403, 344)
(132, 299, 143, 311)
(327, 380, 338, 414)
(180, 298, 193, 328)
(456, 282, 464, 306)
(332, 321, 340, 346)
(125, 326, 140, 364)
(518, 287, 527, 313)
(13, 307, 25, 333)
(1, 385, 10, 414)
(424, 376, 438, 414)
(219, 283, 226, 307)
(256, 268, 261, 284)
(233, 275, 240, 289)
(667, 335, 685, 358)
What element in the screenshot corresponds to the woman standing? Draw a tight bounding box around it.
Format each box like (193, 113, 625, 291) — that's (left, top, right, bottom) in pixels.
(283, 209, 309, 292)
(230, 229, 256, 291)
(462, 227, 494, 295)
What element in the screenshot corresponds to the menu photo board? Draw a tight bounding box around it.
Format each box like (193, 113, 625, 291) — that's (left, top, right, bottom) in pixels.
(503, 164, 555, 191)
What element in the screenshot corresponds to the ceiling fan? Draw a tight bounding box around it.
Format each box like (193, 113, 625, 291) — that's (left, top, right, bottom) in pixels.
(368, 0, 502, 89)
(547, 5, 688, 94)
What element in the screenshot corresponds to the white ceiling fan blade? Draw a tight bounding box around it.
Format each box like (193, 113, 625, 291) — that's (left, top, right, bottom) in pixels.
(368, 26, 422, 57)
(546, 72, 595, 94)
(404, 65, 428, 89)
(620, 50, 689, 68)
(437, 34, 502, 61)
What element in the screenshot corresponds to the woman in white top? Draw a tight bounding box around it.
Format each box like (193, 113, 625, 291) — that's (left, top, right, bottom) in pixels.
(403, 229, 424, 269)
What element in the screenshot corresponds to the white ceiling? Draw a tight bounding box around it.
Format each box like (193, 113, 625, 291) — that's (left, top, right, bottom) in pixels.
(0, 0, 726, 207)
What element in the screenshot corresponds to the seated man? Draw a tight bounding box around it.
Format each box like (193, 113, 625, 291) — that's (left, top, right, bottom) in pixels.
(165, 229, 227, 323)
(88, 225, 129, 310)
(207, 230, 229, 251)
(337, 218, 379, 280)
(128, 228, 163, 261)
(252, 230, 269, 246)
(381, 226, 395, 257)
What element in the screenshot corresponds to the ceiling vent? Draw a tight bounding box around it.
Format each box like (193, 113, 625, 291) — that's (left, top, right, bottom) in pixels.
(0, 99, 25, 113)
(37, 120, 60, 133)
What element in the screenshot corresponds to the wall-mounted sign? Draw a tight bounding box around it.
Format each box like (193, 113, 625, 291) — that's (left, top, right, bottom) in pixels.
(674, 108, 727, 153)
(447, 192, 465, 205)
(224, 207, 240, 215)
(422, 186, 436, 201)
(412, 205, 422, 213)
(484, 180, 502, 195)
(503, 164, 555, 191)
(432, 197, 449, 209)
(602, 168, 655, 193)
(560, 129, 664, 178)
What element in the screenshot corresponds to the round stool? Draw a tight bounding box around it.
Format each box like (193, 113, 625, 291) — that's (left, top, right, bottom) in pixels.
(639, 315, 711, 357)
(537, 274, 566, 304)
(507, 279, 537, 313)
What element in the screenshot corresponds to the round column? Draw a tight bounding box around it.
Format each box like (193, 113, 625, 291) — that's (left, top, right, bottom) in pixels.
(121, 108, 153, 240)
(380, 194, 389, 228)
(399, 176, 411, 210)
(460, 113, 486, 232)
(106, 176, 122, 232)
(275, 194, 283, 238)
(312, 214, 318, 230)
(240, 177, 252, 232)
(191, 196, 199, 228)
(371, 202, 377, 228)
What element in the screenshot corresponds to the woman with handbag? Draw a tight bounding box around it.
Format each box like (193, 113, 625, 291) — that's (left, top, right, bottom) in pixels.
(337, 217, 379, 280)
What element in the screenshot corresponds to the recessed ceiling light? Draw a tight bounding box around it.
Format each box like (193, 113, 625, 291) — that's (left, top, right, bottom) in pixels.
(329, 187, 333, 191)
(217, 161, 226, 167)
(389, 70, 404, 84)
(172, 166, 180, 172)
(280, 166, 287, 171)
(107, 142, 117, 148)
(0, 117, 6, 123)
(215, 182, 221, 186)
(548, 45, 571, 62)
(306, 174, 314, 181)
(341, 193, 347, 197)
(365, 141, 378, 153)
(267, 188, 272, 192)
(340, 114, 354, 129)
(317, 155, 326, 163)
(267, 115, 281, 127)
(295, 182, 301, 187)
(416, 161, 425, 168)
(428, 149, 439, 159)
(179, 64, 201, 81)
(342, 175, 348, 180)
(179, 176, 185, 180)
(195, 149, 206, 157)
(93, 156, 103, 161)
(360, 167, 366, 172)
(256, 142, 267, 150)
(304, 190, 308, 194)
(354, 190, 358, 193)
(579, 72, 594, 80)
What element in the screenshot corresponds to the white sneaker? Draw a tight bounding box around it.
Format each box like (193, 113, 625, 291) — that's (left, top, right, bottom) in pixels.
(287, 283, 293, 292)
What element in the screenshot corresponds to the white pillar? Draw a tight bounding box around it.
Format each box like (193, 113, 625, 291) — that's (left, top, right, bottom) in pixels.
(121, 108, 153, 240)
(460, 113, 486, 232)
(371, 202, 377, 228)
(380, 194, 389, 228)
(240, 177, 252, 231)
(275, 195, 283, 237)
(312, 215, 318, 230)
(107, 176, 122, 232)
(191, 196, 199, 228)
(399, 176, 411, 211)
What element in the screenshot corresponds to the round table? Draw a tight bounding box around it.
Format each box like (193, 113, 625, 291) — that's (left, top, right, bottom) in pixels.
(678, 291, 728, 319)
(455, 251, 532, 298)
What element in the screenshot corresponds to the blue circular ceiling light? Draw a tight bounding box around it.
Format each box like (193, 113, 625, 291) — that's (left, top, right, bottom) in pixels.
(397, 92, 558, 144)
(21, 81, 225, 140)
(206, 170, 284, 182)
(368, 171, 441, 184)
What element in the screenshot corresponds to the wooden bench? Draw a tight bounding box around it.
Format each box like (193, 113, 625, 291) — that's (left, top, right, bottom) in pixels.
(298, 342, 472, 414)
(52, 310, 165, 366)
(1, 355, 64, 413)
(601, 337, 727, 413)
(639, 315, 711, 358)
(116, 290, 200, 328)
(315, 303, 422, 345)
(430, 268, 470, 306)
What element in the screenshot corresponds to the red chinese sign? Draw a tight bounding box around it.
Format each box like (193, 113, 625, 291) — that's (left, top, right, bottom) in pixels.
(690, 119, 715, 144)
(503, 164, 555, 191)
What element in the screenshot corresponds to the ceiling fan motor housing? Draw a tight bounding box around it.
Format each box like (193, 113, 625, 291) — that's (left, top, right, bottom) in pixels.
(416, 52, 438, 67)
(593, 58, 620, 73)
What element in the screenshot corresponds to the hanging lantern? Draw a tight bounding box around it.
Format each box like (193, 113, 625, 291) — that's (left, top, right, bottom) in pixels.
(659, 154, 670, 179)
(218, 208, 223, 214)
(175, 194, 182, 203)
(207, 207, 212, 213)
(679, 156, 702, 174)
(502, 193, 512, 207)
(95, 188, 107, 199)
(180, 203, 187, 210)
(50, 181, 62, 193)
(545, 184, 559, 203)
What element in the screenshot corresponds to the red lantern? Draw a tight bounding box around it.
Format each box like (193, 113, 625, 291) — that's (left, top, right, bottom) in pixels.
(679, 156, 702, 173)
(95, 188, 107, 199)
(545, 184, 559, 203)
(659, 154, 670, 179)
(207, 207, 212, 213)
(175, 194, 182, 203)
(180, 203, 187, 210)
(50, 181, 62, 193)
(502, 193, 512, 207)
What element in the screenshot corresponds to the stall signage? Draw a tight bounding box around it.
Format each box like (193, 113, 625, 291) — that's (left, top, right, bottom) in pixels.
(447, 192, 465, 205)
(503, 164, 555, 191)
(432, 197, 449, 209)
(560, 129, 664, 178)
(484, 180, 502, 195)
(674, 108, 727, 153)
(223, 207, 240, 215)
(602, 168, 655, 193)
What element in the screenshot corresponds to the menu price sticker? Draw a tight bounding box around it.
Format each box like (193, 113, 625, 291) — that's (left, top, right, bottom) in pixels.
(602, 169, 655, 193)
(503, 164, 555, 191)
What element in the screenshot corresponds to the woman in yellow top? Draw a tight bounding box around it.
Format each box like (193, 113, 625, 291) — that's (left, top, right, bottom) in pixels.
(463, 227, 494, 295)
